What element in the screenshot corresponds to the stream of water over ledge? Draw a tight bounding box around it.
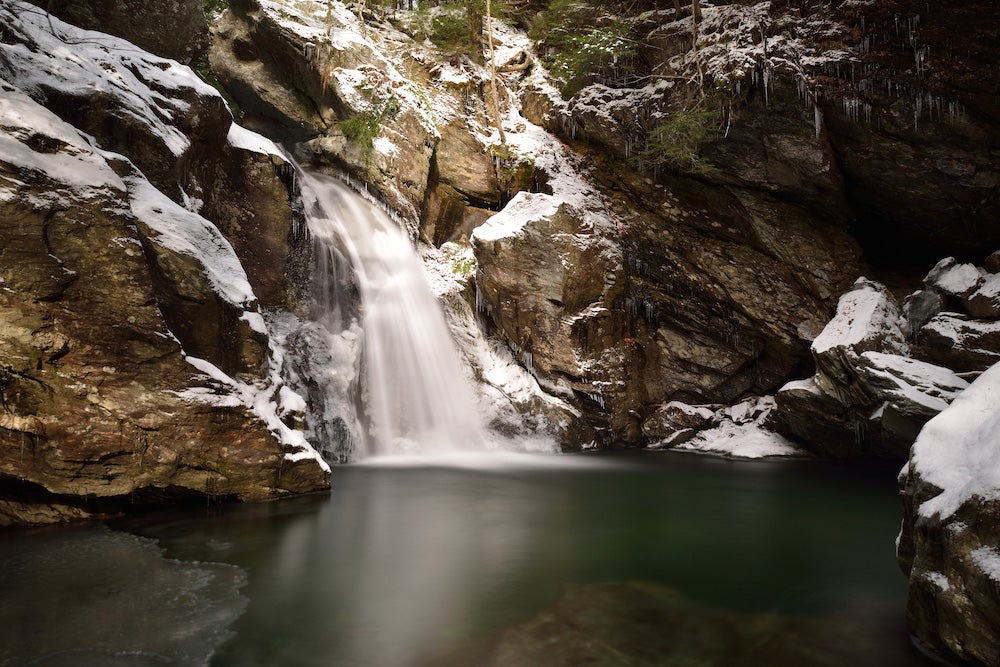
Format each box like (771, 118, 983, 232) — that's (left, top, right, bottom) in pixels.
(1, 451, 933, 667)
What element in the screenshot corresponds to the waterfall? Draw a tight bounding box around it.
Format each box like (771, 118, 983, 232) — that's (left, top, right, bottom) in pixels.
(296, 169, 484, 458)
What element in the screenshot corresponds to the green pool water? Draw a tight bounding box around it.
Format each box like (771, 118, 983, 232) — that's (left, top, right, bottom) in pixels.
(0, 451, 934, 666)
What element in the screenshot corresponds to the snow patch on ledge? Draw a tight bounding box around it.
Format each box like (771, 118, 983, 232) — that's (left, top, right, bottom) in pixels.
(227, 122, 285, 158)
(0, 84, 126, 197)
(127, 175, 256, 308)
(675, 421, 804, 459)
(971, 546, 1000, 583)
(471, 192, 563, 243)
(0, 1, 221, 159)
(811, 278, 906, 355)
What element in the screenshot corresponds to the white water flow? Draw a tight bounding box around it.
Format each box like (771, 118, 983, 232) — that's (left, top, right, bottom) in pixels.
(298, 170, 484, 457)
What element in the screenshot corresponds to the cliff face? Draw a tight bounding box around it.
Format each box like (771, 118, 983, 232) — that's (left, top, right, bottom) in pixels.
(24, 0, 210, 64)
(207, 0, 997, 447)
(0, 2, 329, 525)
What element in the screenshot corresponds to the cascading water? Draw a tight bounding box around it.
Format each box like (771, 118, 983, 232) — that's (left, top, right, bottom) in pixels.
(296, 169, 484, 458)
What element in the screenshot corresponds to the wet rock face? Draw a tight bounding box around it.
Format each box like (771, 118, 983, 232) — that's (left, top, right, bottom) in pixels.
(25, 0, 210, 64)
(195, 143, 299, 309)
(471, 194, 630, 439)
(818, 0, 1000, 265)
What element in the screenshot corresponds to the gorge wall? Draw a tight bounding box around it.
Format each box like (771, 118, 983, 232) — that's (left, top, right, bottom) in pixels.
(1, 0, 999, 663)
(0, 0, 329, 525)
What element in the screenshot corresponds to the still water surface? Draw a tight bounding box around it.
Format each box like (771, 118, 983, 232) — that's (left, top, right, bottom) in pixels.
(1, 451, 932, 666)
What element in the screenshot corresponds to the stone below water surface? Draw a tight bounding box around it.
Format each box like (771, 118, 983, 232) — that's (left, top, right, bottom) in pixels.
(433, 583, 925, 667)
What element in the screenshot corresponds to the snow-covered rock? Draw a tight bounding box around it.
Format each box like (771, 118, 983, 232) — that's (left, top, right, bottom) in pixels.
(924, 257, 983, 299)
(773, 278, 972, 459)
(0, 1, 229, 201)
(915, 312, 1000, 373)
(674, 421, 803, 460)
(643, 396, 804, 460)
(965, 273, 1000, 319)
(811, 277, 908, 405)
(898, 362, 1000, 666)
(642, 401, 718, 441)
(0, 8, 328, 524)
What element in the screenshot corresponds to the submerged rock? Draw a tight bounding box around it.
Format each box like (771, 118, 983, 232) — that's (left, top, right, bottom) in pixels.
(898, 363, 1000, 666)
(434, 582, 921, 667)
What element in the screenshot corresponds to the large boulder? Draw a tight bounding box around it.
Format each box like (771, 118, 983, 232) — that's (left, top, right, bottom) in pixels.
(0, 83, 329, 524)
(915, 313, 1000, 373)
(472, 192, 627, 439)
(810, 278, 909, 404)
(898, 362, 1000, 666)
(2, 2, 302, 312)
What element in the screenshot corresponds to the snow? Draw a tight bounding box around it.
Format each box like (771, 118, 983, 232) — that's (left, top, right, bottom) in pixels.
(925, 258, 982, 297)
(859, 352, 969, 415)
(663, 401, 716, 422)
(0, 83, 126, 197)
(811, 278, 907, 355)
(651, 395, 804, 459)
(278, 385, 307, 415)
(674, 421, 804, 459)
(924, 571, 951, 592)
(969, 273, 1000, 310)
(227, 122, 285, 158)
(372, 136, 399, 157)
(920, 313, 1000, 360)
(240, 311, 269, 336)
(420, 243, 475, 299)
(472, 192, 561, 242)
(178, 353, 329, 473)
(127, 175, 256, 308)
(0, 1, 222, 160)
(778, 377, 823, 395)
(912, 362, 1000, 519)
(970, 546, 1000, 583)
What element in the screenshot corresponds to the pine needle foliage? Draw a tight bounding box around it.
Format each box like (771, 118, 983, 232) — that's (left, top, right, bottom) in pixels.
(339, 97, 402, 151)
(531, 0, 637, 97)
(632, 105, 719, 175)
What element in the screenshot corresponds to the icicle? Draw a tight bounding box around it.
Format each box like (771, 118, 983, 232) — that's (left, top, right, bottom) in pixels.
(814, 105, 822, 139)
